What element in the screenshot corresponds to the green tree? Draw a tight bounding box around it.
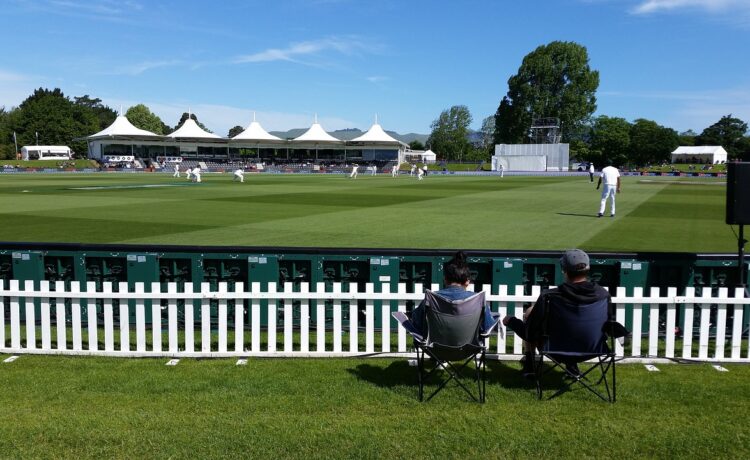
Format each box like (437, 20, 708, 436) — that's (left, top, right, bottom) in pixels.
(678, 129, 697, 147)
(175, 112, 212, 133)
(125, 104, 168, 135)
(629, 118, 679, 166)
(11, 88, 99, 157)
(408, 139, 425, 151)
(74, 95, 117, 131)
(228, 125, 244, 138)
(427, 105, 473, 161)
(589, 116, 631, 167)
(479, 116, 495, 154)
(697, 115, 748, 159)
(494, 41, 599, 144)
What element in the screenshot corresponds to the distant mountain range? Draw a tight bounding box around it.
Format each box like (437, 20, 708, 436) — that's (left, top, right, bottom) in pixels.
(269, 128, 429, 145)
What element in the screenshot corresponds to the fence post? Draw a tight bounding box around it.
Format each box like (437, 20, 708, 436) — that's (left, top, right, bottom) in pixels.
(235, 282, 245, 353)
(87, 281, 97, 351)
(71, 281, 82, 351)
(56, 280, 68, 351)
(299, 282, 310, 353)
(135, 282, 146, 352)
(40, 280, 51, 350)
(24, 280, 36, 350)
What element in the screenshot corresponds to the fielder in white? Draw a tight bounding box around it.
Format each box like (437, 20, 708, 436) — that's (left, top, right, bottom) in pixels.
(391, 163, 399, 177)
(370, 165, 377, 176)
(173, 164, 180, 178)
(192, 166, 202, 183)
(233, 168, 245, 183)
(597, 165, 621, 217)
(350, 164, 359, 179)
(185, 167, 193, 181)
(416, 167, 424, 181)
(498, 163, 504, 178)
(410, 164, 416, 177)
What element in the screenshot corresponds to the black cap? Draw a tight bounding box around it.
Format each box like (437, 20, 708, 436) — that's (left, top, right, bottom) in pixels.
(560, 249, 590, 273)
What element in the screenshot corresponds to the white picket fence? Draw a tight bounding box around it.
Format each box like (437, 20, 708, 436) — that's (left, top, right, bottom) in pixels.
(1, 280, 748, 362)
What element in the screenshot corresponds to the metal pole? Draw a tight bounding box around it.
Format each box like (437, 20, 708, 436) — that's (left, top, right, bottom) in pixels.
(13, 132, 18, 157)
(739, 224, 747, 287)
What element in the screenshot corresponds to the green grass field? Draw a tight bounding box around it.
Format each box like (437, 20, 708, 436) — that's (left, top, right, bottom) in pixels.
(0, 355, 748, 458)
(0, 172, 733, 252)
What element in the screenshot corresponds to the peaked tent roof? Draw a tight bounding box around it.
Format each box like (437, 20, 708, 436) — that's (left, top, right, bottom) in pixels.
(168, 118, 221, 139)
(672, 146, 727, 155)
(232, 120, 283, 141)
(350, 123, 401, 144)
(293, 122, 342, 143)
(88, 115, 162, 139)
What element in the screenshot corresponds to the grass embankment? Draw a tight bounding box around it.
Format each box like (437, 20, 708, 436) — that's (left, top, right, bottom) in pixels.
(0, 173, 733, 252)
(0, 355, 747, 458)
(0, 159, 98, 168)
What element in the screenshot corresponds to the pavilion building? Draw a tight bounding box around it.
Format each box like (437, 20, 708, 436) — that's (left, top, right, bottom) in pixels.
(85, 111, 408, 164)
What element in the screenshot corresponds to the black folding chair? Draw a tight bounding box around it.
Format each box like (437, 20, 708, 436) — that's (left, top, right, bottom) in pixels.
(394, 290, 499, 403)
(534, 294, 626, 402)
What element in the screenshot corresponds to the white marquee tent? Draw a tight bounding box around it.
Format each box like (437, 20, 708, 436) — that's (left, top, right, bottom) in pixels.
(671, 146, 728, 164)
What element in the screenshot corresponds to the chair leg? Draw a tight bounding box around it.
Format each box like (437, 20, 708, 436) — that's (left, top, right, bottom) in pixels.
(417, 348, 424, 402)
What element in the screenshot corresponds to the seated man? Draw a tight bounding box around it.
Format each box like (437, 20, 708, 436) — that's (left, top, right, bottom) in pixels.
(502, 249, 611, 375)
(410, 251, 497, 336)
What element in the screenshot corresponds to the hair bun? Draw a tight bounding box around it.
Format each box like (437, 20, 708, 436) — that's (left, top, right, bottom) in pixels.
(453, 251, 467, 265)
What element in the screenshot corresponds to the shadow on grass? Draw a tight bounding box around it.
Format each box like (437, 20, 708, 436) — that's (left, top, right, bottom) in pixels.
(556, 212, 600, 218)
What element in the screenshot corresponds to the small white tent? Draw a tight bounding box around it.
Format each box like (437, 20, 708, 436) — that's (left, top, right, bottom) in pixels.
(671, 146, 728, 164)
(21, 145, 72, 160)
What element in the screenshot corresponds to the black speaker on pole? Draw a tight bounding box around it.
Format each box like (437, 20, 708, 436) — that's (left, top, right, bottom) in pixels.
(726, 162, 750, 225)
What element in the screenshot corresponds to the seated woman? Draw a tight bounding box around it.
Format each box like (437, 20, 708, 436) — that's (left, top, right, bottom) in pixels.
(410, 251, 497, 336)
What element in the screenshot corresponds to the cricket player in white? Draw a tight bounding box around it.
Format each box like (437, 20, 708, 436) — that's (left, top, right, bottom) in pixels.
(416, 167, 424, 180)
(498, 163, 504, 178)
(391, 163, 399, 177)
(192, 166, 202, 183)
(350, 164, 359, 179)
(597, 165, 621, 217)
(185, 167, 193, 181)
(233, 168, 244, 183)
(410, 164, 416, 177)
(173, 164, 180, 178)
(588, 163, 595, 182)
(370, 165, 377, 175)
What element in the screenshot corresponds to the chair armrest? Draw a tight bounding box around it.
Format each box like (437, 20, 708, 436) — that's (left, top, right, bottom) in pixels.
(480, 313, 504, 339)
(603, 320, 629, 338)
(391, 311, 425, 342)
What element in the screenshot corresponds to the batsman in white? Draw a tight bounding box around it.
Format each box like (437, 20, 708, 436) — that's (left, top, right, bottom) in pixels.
(192, 166, 202, 183)
(596, 165, 621, 217)
(350, 164, 359, 179)
(233, 168, 245, 183)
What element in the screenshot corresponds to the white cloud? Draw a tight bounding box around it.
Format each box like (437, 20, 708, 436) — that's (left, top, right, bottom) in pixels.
(105, 60, 184, 76)
(234, 36, 376, 65)
(632, 0, 746, 14)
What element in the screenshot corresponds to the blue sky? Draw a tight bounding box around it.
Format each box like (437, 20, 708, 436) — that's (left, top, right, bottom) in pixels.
(1, 0, 749, 136)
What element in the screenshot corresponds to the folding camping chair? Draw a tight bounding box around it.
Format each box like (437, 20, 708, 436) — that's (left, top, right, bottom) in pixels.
(393, 290, 499, 403)
(534, 294, 626, 402)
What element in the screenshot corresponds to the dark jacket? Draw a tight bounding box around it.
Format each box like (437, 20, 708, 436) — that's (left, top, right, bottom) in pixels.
(525, 281, 611, 343)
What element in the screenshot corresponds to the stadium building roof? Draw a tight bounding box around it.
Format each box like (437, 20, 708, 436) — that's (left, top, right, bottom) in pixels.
(88, 114, 162, 139)
(293, 117, 342, 143)
(168, 118, 221, 139)
(231, 115, 283, 142)
(350, 120, 403, 145)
